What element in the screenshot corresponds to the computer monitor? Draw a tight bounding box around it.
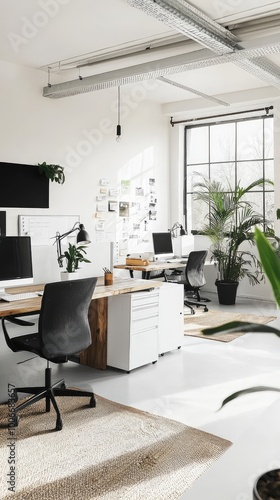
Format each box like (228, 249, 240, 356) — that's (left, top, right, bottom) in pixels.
(152, 232, 174, 260)
(0, 236, 33, 296)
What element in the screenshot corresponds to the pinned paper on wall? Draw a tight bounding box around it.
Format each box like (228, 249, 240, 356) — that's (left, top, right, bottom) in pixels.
(121, 180, 131, 195)
(96, 202, 108, 212)
(100, 178, 110, 186)
(119, 201, 129, 217)
(96, 220, 105, 231)
(109, 201, 118, 212)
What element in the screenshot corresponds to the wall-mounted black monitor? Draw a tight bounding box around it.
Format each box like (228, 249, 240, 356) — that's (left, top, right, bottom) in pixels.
(0, 162, 49, 208)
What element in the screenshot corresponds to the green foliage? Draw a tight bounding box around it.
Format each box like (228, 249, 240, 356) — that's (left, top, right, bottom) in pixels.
(59, 243, 90, 273)
(38, 162, 65, 184)
(194, 175, 272, 284)
(255, 227, 280, 307)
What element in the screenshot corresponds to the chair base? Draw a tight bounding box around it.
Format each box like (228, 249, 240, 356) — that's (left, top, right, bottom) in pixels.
(13, 367, 96, 431)
(184, 299, 209, 314)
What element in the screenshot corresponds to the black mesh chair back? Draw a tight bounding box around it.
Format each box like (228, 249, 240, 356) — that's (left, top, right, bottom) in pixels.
(2, 276, 98, 431)
(39, 278, 97, 360)
(185, 251, 207, 289)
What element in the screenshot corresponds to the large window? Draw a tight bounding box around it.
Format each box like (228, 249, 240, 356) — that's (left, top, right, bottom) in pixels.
(184, 116, 274, 232)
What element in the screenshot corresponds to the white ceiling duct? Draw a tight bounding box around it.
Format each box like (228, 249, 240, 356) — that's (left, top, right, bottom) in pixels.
(43, 41, 280, 98)
(42, 0, 280, 98)
(127, 0, 280, 88)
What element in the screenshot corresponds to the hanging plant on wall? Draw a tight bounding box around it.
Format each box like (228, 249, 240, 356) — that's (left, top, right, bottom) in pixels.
(38, 162, 65, 185)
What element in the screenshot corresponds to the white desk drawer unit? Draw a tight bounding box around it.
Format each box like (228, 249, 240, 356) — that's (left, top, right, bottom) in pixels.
(107, 290, 159, 372)
(158, 283, 184, 356)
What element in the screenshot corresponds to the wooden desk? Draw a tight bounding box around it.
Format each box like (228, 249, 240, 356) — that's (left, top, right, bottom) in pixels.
(0, 278, 162, 370)
(114, 261, 186, 279)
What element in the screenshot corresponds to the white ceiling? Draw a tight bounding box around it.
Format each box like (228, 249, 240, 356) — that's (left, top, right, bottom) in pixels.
(1, 0, 280, 106)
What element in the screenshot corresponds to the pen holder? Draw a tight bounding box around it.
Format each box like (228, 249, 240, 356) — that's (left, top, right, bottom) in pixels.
(104, 272, 113, 286)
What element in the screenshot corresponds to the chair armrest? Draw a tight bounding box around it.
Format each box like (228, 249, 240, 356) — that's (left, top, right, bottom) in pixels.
(3, 316, 35, 327)
(2, 316, 36, 352)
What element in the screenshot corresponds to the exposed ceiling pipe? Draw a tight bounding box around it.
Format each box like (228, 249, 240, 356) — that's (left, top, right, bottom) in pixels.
(157, 76, 229, 106)
(43, 41, 280, 98)
(42, 0, 280, 98)
(127, 0, 280, 90)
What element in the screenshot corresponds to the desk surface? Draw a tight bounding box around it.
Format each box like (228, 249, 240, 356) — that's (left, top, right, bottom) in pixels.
(114, 262, 186, 272)
(0, 277, 162, 318)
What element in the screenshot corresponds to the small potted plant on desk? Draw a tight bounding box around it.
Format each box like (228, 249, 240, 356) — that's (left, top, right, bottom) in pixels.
(59, 243, 90, 280)
(193, 176, 272, 305)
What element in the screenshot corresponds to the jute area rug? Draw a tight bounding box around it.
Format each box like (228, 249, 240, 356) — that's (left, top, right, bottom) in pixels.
(184, 309, 277, 342)
(0, 394, 231, 499)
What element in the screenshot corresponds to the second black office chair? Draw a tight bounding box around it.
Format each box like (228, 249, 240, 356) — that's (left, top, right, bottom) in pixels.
(168, 250, 209, 314)
(2, 277, 97, 431)
(183, 250, 209, 313)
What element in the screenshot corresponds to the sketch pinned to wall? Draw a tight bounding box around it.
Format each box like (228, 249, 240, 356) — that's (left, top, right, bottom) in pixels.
(121, 180, 131, 195)
(119, 201, 129, 217)
(149, 210, 157, 221)
(122, 217, 130, 233)
(150, 193, 157, 205)
(96, 202, 108, 212)
(100, 188, 108, 195)
(96, 219, 105, 231)
(130, 202, 140, 216)
(109, 188, 119, 197)
(100, 178, 110, 186)
(96, 195, 107, 201)
(109, 201, 118, 212)
(136, 187, 144, 196)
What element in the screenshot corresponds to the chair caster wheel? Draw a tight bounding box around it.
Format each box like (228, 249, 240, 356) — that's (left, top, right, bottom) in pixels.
(56, 417, 63, 431)
(178, 346, 181, 349)
(60, 382, 67, 390)
(191, 310, 195, 315)
(89, 396, 96, 408)
(204, 306, 208, 312)
(152, 360, 157, 364)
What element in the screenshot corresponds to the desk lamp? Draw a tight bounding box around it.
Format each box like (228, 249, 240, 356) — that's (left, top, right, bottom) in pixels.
(53, 222, 91, 267)
(170, 222, 187, 238)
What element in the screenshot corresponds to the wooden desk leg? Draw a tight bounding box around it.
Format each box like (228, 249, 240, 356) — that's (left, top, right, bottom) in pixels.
(80, 297, 108, 370)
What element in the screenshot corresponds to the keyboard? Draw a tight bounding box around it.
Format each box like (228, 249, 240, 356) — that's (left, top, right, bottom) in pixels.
(0, 292, 40, 302)
(167, 258, 188, 263)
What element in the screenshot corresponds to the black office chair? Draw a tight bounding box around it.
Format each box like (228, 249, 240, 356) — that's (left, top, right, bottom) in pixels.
(168, 251, 209, 314)
(2, 277, 97, 431)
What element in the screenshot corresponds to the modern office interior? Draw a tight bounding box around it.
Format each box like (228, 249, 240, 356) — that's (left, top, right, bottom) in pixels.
(1, 1, 280, 499)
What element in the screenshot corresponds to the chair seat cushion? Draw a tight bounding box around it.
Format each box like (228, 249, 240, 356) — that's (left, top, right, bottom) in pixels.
(11, 333, 68, 363)
(12, 333, 42, 355)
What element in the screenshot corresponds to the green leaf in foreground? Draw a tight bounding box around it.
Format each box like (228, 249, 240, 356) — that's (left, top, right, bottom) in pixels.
(202, 321, 280, 338)
(220, 386, 280, 409)
(255, 227, 280, 307)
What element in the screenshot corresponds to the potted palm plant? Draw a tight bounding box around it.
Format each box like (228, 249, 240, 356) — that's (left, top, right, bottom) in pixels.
(193, 176, 272, 304)
(59, 243, 90, 280)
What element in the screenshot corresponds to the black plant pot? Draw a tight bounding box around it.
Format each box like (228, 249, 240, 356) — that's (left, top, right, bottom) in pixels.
(215, 280, 238, 305)
(253, 469, 280, 499)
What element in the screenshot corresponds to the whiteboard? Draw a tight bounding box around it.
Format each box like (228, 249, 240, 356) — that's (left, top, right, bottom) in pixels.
(18, 215, 79, 246)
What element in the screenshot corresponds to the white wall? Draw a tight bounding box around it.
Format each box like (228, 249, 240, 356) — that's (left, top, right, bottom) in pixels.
(0, 61, 170, 283)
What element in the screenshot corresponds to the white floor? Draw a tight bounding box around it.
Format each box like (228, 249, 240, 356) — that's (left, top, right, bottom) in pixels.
(1, 291, 280, 499)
